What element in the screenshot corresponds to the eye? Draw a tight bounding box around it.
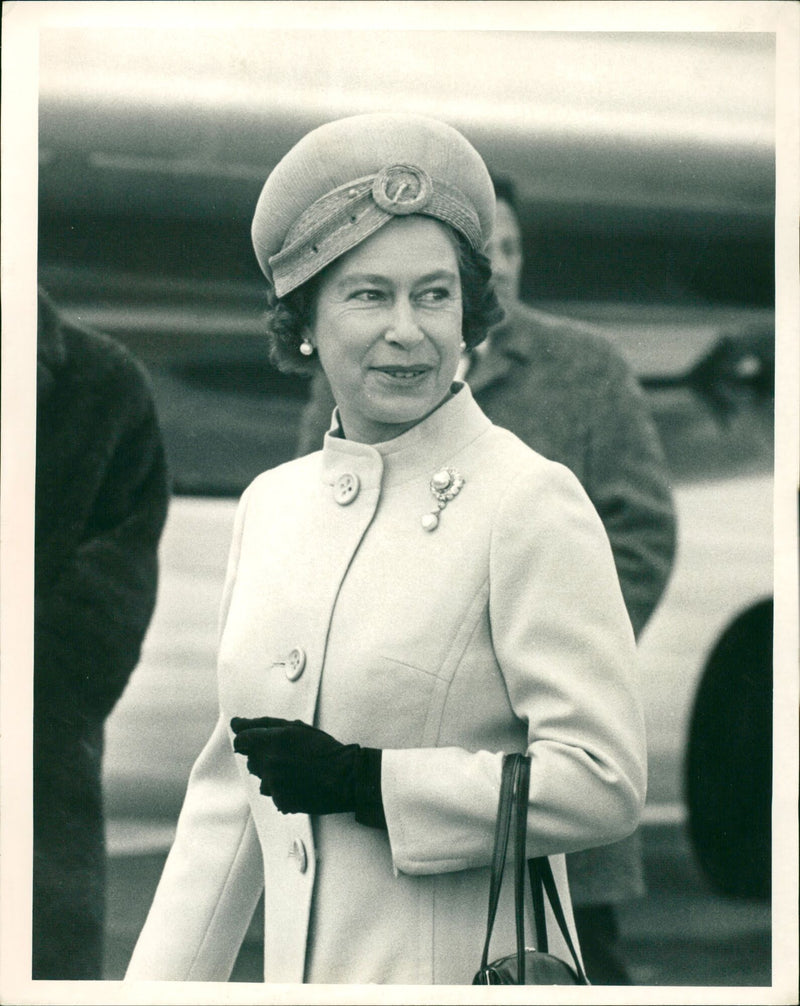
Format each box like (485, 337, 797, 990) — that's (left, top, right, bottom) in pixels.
(417, 287, 452, 304)
(350, 288, 386, 302)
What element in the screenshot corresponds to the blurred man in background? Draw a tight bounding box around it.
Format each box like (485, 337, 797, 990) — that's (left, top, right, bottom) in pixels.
(33, 289, 169, 979)
(294, 179, 677, 984)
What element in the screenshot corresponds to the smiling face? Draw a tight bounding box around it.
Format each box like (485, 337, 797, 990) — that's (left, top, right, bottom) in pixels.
(307, 216, 464, 444)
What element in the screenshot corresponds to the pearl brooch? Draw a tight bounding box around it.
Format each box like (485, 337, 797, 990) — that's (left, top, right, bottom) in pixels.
(421, 468, 465, 531)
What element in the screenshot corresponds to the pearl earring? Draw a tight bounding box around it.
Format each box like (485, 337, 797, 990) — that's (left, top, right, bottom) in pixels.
(299, 338, 314, 357)
(459, 340, 467, 351)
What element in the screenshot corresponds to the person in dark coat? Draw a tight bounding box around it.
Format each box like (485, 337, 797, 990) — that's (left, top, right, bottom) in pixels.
(33, 288, 169, 979)
(294, 180, 677, 984)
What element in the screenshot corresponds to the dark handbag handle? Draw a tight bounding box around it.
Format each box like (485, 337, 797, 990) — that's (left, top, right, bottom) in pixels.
(480, 753, 588, 984)
(478, 753, 518, 974)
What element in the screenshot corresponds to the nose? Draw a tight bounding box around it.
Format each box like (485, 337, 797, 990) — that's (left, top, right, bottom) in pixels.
(384, 299, 424, 348)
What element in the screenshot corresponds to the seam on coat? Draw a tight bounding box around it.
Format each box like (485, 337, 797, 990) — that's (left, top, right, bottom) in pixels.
(429, 579, 490, 747)
(378, 653, 450, 682)
(437, 576, 490, 679)
(485, 464, 551, 717)
(384, 577, 492, 851)
(185, 812, 257, 980)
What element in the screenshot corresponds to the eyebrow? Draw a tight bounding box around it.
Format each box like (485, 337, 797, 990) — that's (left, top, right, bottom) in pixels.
(335, 269, 459, 287)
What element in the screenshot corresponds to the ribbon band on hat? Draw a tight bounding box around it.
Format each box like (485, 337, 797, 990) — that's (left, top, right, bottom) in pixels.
(266, 164, 483, 298)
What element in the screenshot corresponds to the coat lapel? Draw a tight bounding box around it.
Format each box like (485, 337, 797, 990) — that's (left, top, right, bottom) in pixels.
(466, 341, 514, 394)
(468, 309, 534, 395)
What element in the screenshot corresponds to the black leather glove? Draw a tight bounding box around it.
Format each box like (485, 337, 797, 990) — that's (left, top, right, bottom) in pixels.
(230, 716, 386, 828)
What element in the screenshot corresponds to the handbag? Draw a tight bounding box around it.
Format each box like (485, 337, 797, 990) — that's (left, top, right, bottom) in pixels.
(473, 753, 590, 985)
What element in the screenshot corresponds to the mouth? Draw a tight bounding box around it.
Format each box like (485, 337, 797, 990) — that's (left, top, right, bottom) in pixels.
(372, 364, 433, 381)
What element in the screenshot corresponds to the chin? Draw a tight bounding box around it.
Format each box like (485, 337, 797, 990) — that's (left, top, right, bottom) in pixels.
(368, 392, 445, 428)
(371, 403, 431, 426)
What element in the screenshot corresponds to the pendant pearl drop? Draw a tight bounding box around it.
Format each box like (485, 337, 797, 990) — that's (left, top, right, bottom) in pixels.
(421, 513, 439, 531)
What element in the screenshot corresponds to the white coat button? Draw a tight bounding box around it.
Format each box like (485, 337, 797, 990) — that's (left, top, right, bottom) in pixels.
(333, 472, 360, 505)
(289, 839, 308, 873)
(285, 647, 306, 681)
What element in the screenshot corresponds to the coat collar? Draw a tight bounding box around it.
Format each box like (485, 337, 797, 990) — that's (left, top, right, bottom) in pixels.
(466, 303, 534, 395)
(321, 383, 491, 490)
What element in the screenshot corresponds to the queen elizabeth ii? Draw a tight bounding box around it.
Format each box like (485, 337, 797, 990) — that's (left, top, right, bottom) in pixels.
(126, 112, 646, 985)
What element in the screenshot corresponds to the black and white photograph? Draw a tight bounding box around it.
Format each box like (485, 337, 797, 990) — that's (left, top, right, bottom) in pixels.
(1, 2, 798, 1004)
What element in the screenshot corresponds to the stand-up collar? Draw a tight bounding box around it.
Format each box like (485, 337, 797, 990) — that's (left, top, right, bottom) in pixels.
(320, 383, 491, 491)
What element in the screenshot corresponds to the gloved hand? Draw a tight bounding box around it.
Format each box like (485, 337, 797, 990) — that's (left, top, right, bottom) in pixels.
(230, 716, 385, 828)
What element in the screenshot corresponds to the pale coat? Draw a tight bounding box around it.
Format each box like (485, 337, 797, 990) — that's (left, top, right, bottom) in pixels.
(296, 301, 677, 903)
(127, 385, 646, 984)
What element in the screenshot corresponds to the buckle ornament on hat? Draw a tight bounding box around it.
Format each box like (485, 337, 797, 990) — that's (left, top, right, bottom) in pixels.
(372, 165, 433, 216)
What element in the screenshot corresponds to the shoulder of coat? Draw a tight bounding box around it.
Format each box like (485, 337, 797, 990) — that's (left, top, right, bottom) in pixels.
(484, 433, 597, 536)
(510, 301, 634, 377)
(475, 420, 575, 491)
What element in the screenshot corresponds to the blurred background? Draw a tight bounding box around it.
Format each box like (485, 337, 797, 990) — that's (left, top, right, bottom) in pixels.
(37, 23, 774, 985)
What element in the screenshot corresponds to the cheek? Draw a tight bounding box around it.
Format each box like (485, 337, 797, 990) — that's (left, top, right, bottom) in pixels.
(313, 311, 364, 363)
(435, 312, 465, 361)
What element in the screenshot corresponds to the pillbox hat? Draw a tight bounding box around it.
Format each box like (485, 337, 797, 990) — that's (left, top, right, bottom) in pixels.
(251, 113, 495, 297)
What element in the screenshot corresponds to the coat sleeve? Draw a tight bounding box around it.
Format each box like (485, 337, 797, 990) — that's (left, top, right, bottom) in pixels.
(583, 352, 677, 637)
(126, 488, 262, 981)
(34, 387, 169, 722)
(381, 462, 647, 876)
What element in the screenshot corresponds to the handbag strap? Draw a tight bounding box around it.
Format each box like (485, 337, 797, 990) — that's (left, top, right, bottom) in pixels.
(529, 856, 548, 951)
(528, 856, 588, 984)
(512, 753, 530, 982)
(510, 753, 589, 985)
(478, 753, 519, 973)
(479, 753, 589, 984)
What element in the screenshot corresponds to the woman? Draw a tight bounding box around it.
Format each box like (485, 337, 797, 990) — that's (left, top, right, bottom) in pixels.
(126, 112, 646, 985)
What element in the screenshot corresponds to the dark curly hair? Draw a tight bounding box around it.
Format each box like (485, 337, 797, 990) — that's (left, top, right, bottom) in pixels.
(262, 224, 503, 375)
